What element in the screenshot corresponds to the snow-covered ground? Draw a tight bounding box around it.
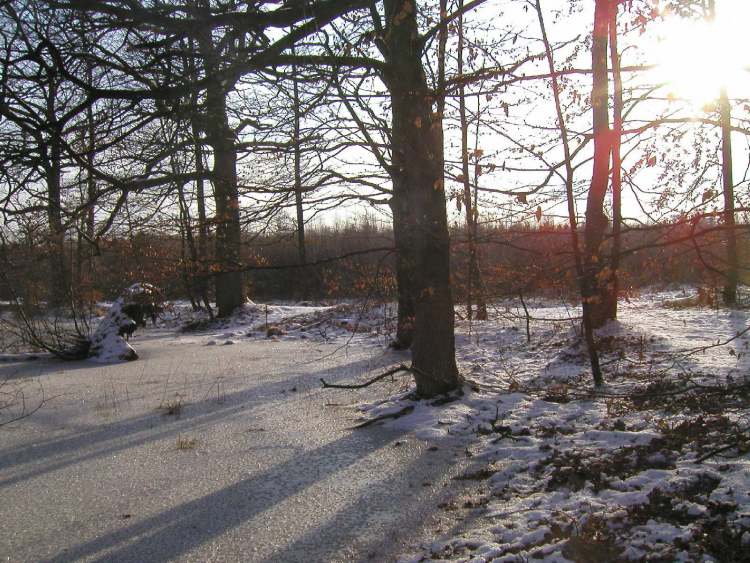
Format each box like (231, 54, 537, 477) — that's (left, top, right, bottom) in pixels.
(1, 288, 749, 561)
(369, 291, 750, 563)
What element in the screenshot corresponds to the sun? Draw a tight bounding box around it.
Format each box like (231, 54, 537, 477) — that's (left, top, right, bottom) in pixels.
(652, 3, 750, 109)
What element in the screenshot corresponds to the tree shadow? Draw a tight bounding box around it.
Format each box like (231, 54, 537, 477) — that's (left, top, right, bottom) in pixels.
(258, 448, 465, 563)
(0, 385, 262, 488)
(50, 427, 413, 563)
(0, 346, 398, 488)
(657, 308, 750, 377)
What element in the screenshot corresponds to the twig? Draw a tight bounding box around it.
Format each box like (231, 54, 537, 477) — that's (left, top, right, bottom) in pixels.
(320, 364, 412, 389)
(671, 325, 750, 361)
(519, 291, 531, 343)
(695, 441, 743, 463)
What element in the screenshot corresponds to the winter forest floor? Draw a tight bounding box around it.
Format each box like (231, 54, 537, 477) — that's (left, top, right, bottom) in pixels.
(1, 288, 749, 562)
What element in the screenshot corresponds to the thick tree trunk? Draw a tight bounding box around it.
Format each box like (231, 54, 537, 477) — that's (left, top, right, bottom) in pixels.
(582, 0, 613, 330)
(191, 118, 213, 316)
(46, 128, 68, 307)
(384, 0, 460, 397)
(389, 192, 417, 349)
(43, 73, 68, 307)
(47, 146, 67, 305)
(195, 25, 244, 317)
(205, 92, 244, 317)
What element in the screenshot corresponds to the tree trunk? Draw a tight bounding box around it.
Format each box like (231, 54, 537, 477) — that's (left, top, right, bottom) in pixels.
(177, 200, 200, 311)
(81, 79, 98, 302)
(457, 3, 474, 321)
(582, 0, 613, 330)
(536, 0, 603, 386)
(603, 3, 622, 321)
(389, 193, 417, 349)
(706, 1, 737, 306)
(457, 2, 486, 321)
(191, 118, 214, 316)
(384, 0, 460, 397)
(175, 153, 204, 311)
(719, 88, 738, 305)
(206, 89, 244, 317)
(470, 94, 487, 320)
(195, 26, 244, 317)
(46, 74, 68, 307)
(292, 50, 309, 300)
(47, 133, 68, 307)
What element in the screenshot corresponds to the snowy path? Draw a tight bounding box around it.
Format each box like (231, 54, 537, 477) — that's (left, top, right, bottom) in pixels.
(0, 334, 466, 562)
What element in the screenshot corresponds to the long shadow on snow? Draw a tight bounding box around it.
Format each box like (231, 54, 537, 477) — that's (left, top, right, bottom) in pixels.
(653, 308, 750, 377)
(49, 427, 411, 563)
(259, 449, 463, 563)
(0, 350, 397, 488)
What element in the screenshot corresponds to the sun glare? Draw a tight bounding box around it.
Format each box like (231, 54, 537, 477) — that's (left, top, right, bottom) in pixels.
(653, 4, 750, 109)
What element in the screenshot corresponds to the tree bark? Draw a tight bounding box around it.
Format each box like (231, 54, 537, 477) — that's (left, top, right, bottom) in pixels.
(383, 0, 460, 397)
(389, 193, 417, 349)
(206, 85, 244, 317)
(47, 132, 68, 306)
(582, 0, 613, 330)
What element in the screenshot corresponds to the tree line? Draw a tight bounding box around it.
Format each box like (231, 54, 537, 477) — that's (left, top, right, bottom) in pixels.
(1, 0, 748, 395)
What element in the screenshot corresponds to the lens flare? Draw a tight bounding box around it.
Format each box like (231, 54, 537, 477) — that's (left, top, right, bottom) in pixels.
(652, 4, 750, 108)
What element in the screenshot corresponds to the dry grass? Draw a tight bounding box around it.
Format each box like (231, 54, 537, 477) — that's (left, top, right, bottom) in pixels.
(175, 435, 197, 450)
(158, 395, 183, 417)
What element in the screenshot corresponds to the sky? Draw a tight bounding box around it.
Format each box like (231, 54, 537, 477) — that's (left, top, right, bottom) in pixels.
(432, 0, 750, 227)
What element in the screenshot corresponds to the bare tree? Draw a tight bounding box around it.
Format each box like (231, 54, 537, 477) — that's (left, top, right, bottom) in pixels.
(456, 0, 487, 321)
(582, 0, 615, 331)
(535, 0, 602, 386)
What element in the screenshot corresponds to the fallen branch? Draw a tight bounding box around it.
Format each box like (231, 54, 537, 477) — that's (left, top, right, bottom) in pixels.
(695, 426, 749, 463)
(351, 405, 415, 429)
(320, 364, 412, 389)
(695, 440, 745, 463)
